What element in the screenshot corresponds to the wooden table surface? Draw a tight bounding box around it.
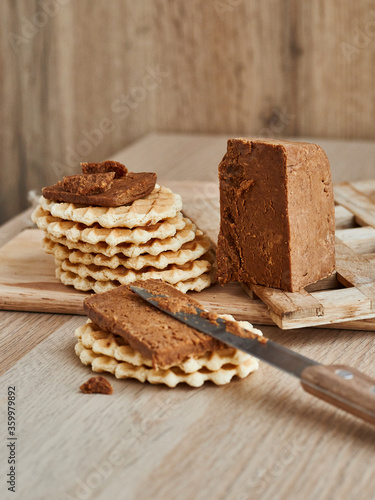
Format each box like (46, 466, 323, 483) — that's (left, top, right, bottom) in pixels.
(1, 133, 375, 500)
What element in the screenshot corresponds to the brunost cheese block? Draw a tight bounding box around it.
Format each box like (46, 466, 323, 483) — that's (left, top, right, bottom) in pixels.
(217, 138, 335, 292)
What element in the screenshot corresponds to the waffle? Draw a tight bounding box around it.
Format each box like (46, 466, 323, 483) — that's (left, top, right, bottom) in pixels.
(75, 318, 262, 373)
(56, 267, 214, 293)
(56, 255, 213, 285)
(75, 341, 258, 387)
(32, 205, 186, 246)
(43, 233, 211, 270)
(42, 221, 197, 258)
(39, 184, 182, 228)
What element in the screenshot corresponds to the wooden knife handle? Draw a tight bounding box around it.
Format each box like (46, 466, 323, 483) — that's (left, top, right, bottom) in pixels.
(300, 364, 375, 425)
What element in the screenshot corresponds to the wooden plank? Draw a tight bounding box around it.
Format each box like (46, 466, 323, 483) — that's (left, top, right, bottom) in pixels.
(336, 226, 375, 254)
(0, 229, 89, 314)
(248, 284, 324, 323)
(304, 273, 339, 292)
(1, 1, 152, 224)
(351, 179, 375, 198)
(335, 239, 375, 307)
(310, 287, 374, 323)
(276, 288, 375, 329)
(118, 133, 375, 187)
(0, 2, 28, 224)
(335, 205, 356, 229)
(334, 182, 375, 228)
(149, 0, 288, 136)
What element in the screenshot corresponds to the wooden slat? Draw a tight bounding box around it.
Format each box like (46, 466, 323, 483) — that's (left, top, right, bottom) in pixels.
(334, 182, 375, 228)
(334, 205, 356, 229)
(335, 239, 375, 307)
(0, 207, 34, 249)
(275, 288, 375, 329)
(310, 288, 374, 323)
(248, 284, 324, 323)
(0, 229, 89, 314)
(336, 226, 375, 254)
(249, 180, 375, 327)
(304, 273, 339, 292)
(351, 179, 375, 198)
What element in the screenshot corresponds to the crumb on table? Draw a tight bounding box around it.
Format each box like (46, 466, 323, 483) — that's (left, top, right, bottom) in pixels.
(79, 376, 113, 394)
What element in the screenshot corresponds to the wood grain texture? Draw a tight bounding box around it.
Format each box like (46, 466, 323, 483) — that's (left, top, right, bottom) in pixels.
(301, 364, 375, 426)
(2, 0, 375, 223)
(0, 208, 34, 249)
(149, 0, 287, 135)
(0, 310, 71, 376)
(1, 134, 375, 500)
(295, 1, 375, 140)
(1, 0, 153, 224)
(335, 182, 375, 227)
(1, 309, 375, 500)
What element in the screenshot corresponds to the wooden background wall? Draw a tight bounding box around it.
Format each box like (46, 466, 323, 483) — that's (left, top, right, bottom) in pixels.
(1, 0, 375, 223)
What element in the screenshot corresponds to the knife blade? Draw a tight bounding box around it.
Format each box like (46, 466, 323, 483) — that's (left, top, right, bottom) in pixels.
(130, 284, 375, 426)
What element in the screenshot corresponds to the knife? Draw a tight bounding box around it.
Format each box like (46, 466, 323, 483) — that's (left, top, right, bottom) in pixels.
(130, 284, 375, 426)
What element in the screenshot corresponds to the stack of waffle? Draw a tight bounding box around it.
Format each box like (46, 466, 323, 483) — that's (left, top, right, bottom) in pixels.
(75, 316, 259, 388)
(32, 184, 216, 293)
(75, 280, 262, 388)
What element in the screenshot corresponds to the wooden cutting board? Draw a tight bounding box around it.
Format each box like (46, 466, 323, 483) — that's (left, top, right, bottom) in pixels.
(1, 180, 375, 331)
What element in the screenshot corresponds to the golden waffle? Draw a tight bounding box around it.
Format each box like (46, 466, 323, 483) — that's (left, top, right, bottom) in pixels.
(56, 266, 214, 293)
(39, 184, 182, 228)
(32, 205, 186, 246)
(42, 221, 197, 258)
(43, 233, 211, 270)
(75, 319, 262, 373)
(55, 255, 212, 285)
(75, 341, 258, 387)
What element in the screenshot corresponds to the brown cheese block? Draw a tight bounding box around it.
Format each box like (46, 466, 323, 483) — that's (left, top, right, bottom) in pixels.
(81, 160, 128, 178)
(84, 280, 232, 369)
(62, 172, 115, 195)
(217, 138, 335, 292)
(42, 172, 157, 207)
